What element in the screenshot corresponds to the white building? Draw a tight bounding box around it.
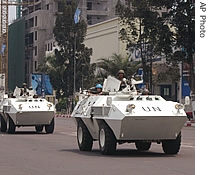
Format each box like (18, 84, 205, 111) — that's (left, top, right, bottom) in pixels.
(84, 17, 180, 102)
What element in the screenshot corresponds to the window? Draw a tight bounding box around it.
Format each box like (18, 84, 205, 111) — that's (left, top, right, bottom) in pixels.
(58, 2, 63, 12)
(25, 33, 33, 45)
(34, 46, 37, 56)
(34, 31, 37, 40)
(163, 88, 170, 96)
(87, 15, 92, 25)
(29, 18, 34, 28)
(160, 85, 171, 100)
(35, 16, 37, 26)
(46, 4, 49, 10)
(34, 61, 37, 70)
(87, 2, 92, 10)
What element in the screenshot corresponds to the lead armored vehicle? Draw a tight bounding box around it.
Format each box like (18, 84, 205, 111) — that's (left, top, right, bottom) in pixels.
(0, 86, 55, 134)
(71, 76, 190, 155)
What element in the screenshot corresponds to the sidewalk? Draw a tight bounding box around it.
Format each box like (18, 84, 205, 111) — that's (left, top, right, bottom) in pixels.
(185, 111, 195, 127)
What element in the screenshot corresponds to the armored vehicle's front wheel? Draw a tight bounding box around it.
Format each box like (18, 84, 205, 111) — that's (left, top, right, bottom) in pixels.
(45, 118, 55, 134)
(77, 120, 93, 151)
(35, 125, 44, 132)
(0, 115, 7, 132)
(7, 116, 16, 134)
(162, 132, 181, 154)
(135, 141, 151, 151)
(99, 121, 117, 155)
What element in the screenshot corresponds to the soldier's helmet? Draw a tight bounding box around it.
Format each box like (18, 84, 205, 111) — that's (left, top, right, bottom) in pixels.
(117, 69, 125, 75)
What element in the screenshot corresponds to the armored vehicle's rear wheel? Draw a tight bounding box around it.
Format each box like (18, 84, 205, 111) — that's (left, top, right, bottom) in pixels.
(135, 141, 151, 151)
(45, 118, 55, 134)
(77, 120, 93, 151)
(162, 132, 181, 154)
(35, 125, 44, 132)
(7, 116, 16, 134)
(99, 121, 117, 155)
(0, 115, 7, 132)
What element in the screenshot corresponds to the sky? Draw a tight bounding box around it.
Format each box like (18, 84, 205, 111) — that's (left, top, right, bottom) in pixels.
(8, 6, 16, 23)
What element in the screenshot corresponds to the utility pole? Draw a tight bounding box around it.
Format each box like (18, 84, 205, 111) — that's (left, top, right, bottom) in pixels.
(73, 32, 76, 96)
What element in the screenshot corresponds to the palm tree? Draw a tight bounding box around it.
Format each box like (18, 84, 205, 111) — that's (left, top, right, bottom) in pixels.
(96, 53, 141, 80)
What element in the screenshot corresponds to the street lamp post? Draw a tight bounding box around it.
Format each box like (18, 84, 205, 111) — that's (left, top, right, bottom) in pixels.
(73, 32, 76, 96)
(72, 32, 77, 110)
(81, 63, 85, 90)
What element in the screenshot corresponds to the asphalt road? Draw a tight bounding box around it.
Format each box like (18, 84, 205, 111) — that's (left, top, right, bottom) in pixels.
(0, 117, 195, 175)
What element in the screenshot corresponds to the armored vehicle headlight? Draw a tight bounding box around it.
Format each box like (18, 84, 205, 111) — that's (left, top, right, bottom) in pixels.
(106, 97, 112, 106)
(126, 104, 135, 113)
(19, 104, 22, 110)
(175, 103, 184, 109)
(47, 104, 52, 109)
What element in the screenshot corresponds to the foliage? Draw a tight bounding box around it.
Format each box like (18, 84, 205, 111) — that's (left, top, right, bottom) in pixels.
(116, 0, 195, 93)
(170, 0, 195, 92)
(116, 0, 175, 86)
(55, 98, 68, 112)
(38, 54, 67, 98)
(155, 64, 180, 83)
(96, 53, 141, 80)
(38, 0, 93, 98)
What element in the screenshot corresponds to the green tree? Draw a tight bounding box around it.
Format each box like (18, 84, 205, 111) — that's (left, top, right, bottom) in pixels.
(39, 0, 93, 98)
(116, 0, 175, 90)
(116, 0, 195, 95)
(170, 0, 195, 94)
(96, 53, 141, 80)
(38, 54, 67, 99)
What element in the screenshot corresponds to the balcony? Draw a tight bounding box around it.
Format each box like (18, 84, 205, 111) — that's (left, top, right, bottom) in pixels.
(87, 10, 108, 16)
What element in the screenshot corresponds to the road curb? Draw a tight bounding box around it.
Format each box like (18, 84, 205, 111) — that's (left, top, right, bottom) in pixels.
(184, 120, 195, 127)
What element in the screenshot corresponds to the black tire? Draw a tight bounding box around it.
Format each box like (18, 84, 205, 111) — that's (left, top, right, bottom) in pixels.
(135, 141, 151, 151)
(45, 118, 55, 134)
(0, 115, 7, 132)
(99, 121, 117, 155)
(7, 117, 16, 134)
(77, 120, 93, 151)
(162, 132, 181, 154)
(35, 125, 44, 132)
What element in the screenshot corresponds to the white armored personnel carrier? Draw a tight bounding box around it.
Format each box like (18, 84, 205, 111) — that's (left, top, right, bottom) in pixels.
(0, 86, 55, 134)
(71, 76, 190, 155)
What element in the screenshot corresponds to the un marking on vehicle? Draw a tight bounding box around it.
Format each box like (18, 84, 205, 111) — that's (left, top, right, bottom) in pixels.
(29, 106, 40, 108)
(142, 107, 161, 112)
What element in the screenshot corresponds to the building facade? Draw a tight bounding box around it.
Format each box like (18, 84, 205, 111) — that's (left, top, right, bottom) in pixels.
(18, 0, 123, 85)
(84, 17, 127, 64)
(8, 0, 192, 104)
(84, 17, 179, 102)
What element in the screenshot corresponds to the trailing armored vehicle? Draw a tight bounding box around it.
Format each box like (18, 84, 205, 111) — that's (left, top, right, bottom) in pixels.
(0, 86, 55, 134)
(71, 76, 190, 155)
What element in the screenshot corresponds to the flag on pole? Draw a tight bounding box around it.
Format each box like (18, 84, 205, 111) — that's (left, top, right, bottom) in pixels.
(74, 7, 81, 24)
